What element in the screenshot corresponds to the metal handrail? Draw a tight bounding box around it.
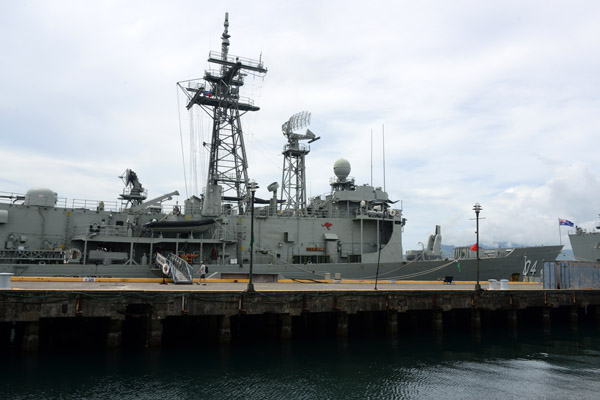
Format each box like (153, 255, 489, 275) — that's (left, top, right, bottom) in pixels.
(167, 253, 194, 283)
(73, 224, 131, 237)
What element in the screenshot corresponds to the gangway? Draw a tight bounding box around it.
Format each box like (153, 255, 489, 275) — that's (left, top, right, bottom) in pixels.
(156, 252, 194, 284)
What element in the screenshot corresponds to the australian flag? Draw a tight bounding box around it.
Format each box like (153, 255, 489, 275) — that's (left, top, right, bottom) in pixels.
(559, 218, 574, 227)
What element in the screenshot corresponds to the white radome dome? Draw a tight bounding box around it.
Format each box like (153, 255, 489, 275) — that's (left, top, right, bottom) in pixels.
(333, 158, 351, 181)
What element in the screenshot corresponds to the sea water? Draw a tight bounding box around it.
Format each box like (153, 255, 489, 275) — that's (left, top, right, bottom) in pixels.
(1, 327, 599, 399)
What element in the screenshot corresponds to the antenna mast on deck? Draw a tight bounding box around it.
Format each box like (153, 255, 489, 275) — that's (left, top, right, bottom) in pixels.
(280, 111, 320, 213)
(177, 13, 267, 216)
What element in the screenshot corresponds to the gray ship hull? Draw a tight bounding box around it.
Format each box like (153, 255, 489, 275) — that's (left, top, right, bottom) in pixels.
(569, 230, 600, 262)
(0, 244, 561, 281)
(214, 244, 561, 281)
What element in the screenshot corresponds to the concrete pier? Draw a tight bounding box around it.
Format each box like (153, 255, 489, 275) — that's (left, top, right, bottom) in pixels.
(1, 283, 600, 350)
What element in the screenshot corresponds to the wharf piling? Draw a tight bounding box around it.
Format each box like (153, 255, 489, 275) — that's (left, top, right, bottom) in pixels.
(1, 288, 600, 351)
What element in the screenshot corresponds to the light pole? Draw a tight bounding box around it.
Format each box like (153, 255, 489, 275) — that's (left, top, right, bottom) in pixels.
(374, 205, 386, 290)
(247, 181, 259, 292)
(473, 202, 482, 290)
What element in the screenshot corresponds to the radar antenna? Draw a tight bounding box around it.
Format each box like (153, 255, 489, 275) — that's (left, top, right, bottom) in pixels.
(119, 169, 148, 207)
(280, 111, 320, 213)
(177, 12, 267, 216)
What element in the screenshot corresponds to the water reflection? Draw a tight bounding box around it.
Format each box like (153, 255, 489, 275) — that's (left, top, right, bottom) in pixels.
(1, 328, 599, 400)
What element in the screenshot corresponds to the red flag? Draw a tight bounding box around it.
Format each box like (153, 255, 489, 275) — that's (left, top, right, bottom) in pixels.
(470, 243, 478, 251)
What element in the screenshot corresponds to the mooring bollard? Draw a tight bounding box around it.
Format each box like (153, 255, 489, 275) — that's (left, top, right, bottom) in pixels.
(0, 272, 14, 289)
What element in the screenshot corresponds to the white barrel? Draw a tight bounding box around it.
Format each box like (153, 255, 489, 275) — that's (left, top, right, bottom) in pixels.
(0, 273, 13, 289)
(500, 279, 509, 290)
(334, 272, 341, 283)
(488, 279, 498, 290)
(324, 273, 331, 280)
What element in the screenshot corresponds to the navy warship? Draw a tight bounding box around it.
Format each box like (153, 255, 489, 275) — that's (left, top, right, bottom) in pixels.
(0, 14, 562, 282)
(568, 217, 600, 262)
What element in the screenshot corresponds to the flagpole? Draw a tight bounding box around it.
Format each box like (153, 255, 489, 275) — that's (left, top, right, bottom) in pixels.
(558, 219, 562, 245)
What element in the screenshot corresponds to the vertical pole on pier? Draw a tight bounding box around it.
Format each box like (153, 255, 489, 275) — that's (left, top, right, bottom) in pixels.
(247, 181, 258, 292)
(375, 209, 385, 290)
(472, 203, 482, 291)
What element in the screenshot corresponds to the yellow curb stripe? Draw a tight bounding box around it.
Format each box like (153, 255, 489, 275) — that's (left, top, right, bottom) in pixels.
(8, 276, 540, 285)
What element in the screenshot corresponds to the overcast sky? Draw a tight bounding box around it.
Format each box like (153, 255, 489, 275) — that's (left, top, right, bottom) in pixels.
(2, 1, 600, 251)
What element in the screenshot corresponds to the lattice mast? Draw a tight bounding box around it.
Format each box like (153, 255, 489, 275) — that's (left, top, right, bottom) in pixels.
(280, 111, 320, 213)
(178, 13, 267, 215)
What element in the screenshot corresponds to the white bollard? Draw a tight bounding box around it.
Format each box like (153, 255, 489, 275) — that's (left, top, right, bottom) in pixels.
(0, 273, 14, 290)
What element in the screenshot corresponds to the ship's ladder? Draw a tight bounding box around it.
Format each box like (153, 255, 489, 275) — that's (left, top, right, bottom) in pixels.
(156, 252, 194, 284)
